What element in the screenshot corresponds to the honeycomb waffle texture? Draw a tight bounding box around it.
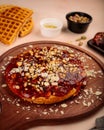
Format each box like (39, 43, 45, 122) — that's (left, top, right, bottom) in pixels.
(0, 5, 33, 44)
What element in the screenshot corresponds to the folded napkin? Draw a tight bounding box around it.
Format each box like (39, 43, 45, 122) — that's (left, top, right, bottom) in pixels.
(90, 116, 104, 130)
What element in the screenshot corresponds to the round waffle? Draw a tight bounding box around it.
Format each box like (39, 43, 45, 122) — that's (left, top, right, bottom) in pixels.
(5, 45, 87, 104)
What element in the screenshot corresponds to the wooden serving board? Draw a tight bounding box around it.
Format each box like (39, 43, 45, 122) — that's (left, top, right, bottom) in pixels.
(0, 41, 104, 130)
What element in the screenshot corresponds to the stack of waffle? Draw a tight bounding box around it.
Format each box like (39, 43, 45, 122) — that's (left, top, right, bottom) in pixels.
(0, 5, 33, 44)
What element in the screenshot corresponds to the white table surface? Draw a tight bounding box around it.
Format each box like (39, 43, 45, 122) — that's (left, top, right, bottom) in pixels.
(0, 0, 104, 130)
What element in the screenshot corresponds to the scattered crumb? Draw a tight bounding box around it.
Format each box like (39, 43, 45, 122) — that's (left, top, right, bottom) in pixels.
(55, 108, 59, 112)
(60, 110, 64, 115)
(83, 89, 89, 95)
(95, 91, 102, 96)
(82, 100, 89, 107)
(16, 111, 20, 114)
(1, 84, 7, 88)
(49, 108, 54, 112)
(70, 101, 74, 104)
(78, 42, 83, 46)
(24, 47, 27, 50)
(42, 111, 48, 115)
(29, 45, 33, 48)
(25, 117, 30, 120)
(78, 95, 83, 99)
(2, 97, 5, 101)
(7, 98, 11, 102)
(91, 99, 94, 103)
(16, 103, 20, 107)
(75, 35, 87, 46)
(87, 102, 91, 107)
(76, 36, 87, 41)
(22, 107, 25, 110)
(61, 103, 68, 108)
(74, 100, 80, 104)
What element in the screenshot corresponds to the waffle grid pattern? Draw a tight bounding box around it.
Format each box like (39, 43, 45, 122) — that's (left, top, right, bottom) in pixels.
(0, 17, 22, 44)
(0, 5, 33, 44)
(19, 17, 33, 37)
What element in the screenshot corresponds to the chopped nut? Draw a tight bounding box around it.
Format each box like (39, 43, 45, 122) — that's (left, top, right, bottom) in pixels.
(1, 84, 7, 88)
(29, 50, 33, 55)
(41, 72, 48, 77)
(89, 88, 93, 94)
(76, 35, 87, 41)
(74, 100, 80, 104)
(51, 82, 58, 86)
(78, 42, 83, 46)
(84, 89, 89, 95)
(42, 111, 48, 115)
(83, 81, 87, 85)
(81, 36, 87, 40)
(25, 72, 30, 76)
(29, 67, 34, 73)
(87, 102, 91, 107)
(55, 108, 59, 112)
(17, 61, 22, 66)
(91, 99, 94, 103)
(49, 108, 54, 112)
(82, 100, 88, 106)
(26, 117, 30, 120)
(61, 103, 68, 108)
(16, 111, 20, 113)
(1, 66, 6, 70)
(14, 85, 20, 89)
(24, 82, 27, 87)
(25, 88, 28, 91)
(95, 91, 102, 96)
(60, 110, 64, 115)
(16, 103, 20, 106)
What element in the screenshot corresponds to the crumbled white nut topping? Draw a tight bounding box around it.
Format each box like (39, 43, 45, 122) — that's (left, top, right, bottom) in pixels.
(60, 111, 64, 115)
(61, 103, 68, 108)
(84, 89, 89, 95)
(74, 100, 80, 104)
(26, 117, 30, 120)
(1, 84, 7, 88)
(17, 61, 22, 66)
(42, 111, 48, 115)
(49, 108, 54, 112)
(16, 111, 20, 113)
(87, 102, 91, 107)
(16, 103, 20, 106)
(82, 100, 88, 106)
(55, 108, 59, 112)
(95, 91, 102, 96)
(14, 85, 20, 89)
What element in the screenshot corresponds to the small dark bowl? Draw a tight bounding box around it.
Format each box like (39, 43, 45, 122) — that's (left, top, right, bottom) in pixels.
(66, 12, 92, 33)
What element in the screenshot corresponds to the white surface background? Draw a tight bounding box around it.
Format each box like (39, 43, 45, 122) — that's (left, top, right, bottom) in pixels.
(0, 0, 104, 130)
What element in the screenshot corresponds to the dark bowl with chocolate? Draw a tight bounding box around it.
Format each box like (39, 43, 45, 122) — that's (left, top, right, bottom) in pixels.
(66, 11, 92, 33)
(87, 32, 104, 55)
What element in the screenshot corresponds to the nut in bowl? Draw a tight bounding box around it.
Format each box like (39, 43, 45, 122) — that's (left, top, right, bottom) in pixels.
(40, 18, 63, 37)
(66, 12, 92, 33)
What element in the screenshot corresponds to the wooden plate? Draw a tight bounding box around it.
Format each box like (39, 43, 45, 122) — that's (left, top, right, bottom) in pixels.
(0, 41, 104, 130)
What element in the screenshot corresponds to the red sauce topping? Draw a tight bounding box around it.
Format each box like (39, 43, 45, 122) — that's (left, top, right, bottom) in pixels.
(5, 46, 86, 99)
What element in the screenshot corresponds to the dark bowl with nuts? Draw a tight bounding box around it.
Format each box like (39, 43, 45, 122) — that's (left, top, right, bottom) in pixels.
(66, 11, 92, 33)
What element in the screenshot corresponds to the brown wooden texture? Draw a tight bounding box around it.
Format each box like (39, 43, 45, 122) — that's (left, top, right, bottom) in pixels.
(0, 41, 104, 130)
